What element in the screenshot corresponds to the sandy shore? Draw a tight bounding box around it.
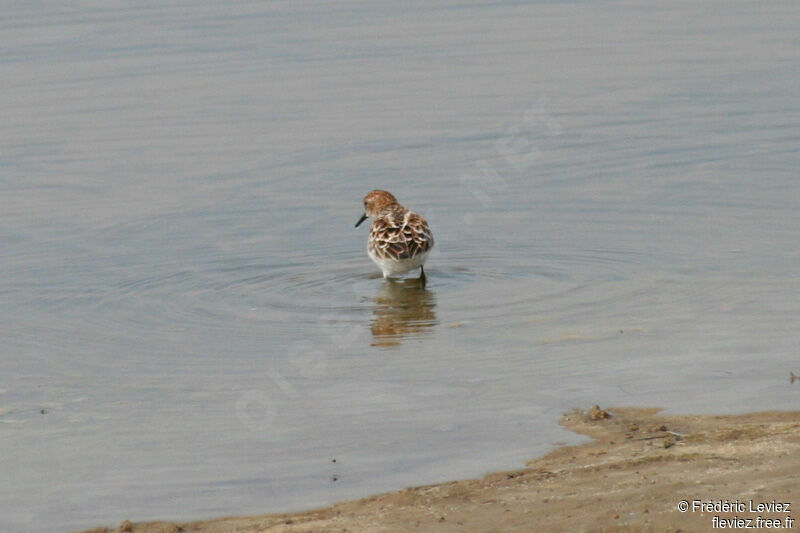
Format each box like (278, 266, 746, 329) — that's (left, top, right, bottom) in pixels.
(81, 406, 800, 532)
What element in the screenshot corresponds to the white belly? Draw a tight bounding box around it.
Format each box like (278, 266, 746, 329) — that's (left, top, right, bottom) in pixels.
(368, 248, 428, 278)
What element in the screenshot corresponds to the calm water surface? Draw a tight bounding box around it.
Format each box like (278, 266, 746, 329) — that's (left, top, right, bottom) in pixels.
(2, 1, 799, 531)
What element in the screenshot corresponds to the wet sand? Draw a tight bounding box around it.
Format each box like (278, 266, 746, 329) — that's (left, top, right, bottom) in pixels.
(80, 405, 800, 532)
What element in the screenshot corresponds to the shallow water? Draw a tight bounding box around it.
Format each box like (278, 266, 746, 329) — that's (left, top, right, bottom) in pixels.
(1, 1, 799, 531)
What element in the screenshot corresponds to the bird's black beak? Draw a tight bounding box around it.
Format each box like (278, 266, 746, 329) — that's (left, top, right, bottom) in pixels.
(355, 213, 368, 228)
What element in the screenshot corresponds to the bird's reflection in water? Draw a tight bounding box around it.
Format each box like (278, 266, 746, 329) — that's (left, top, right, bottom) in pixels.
(370, 278, 437, 347)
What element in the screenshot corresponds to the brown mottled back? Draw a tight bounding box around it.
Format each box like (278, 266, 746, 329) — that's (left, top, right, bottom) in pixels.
(368, 205, 434, 261)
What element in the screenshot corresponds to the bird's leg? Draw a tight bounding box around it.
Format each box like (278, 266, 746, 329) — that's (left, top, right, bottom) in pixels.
(419, 265, 426, 288)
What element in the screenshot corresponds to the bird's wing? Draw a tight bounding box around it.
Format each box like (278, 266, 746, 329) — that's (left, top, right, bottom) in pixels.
(370, 211, 433, 260)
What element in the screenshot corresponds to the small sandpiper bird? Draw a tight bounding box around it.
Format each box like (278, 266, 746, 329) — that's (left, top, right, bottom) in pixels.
(355, 190, 434, 285)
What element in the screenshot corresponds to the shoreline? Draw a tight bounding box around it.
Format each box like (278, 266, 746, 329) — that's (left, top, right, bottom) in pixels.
(80, 405, 800, 532)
